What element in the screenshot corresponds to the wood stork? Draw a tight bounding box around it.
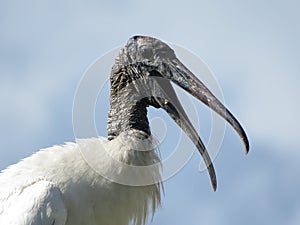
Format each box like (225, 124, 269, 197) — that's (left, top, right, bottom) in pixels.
(0, 36, 249, 225)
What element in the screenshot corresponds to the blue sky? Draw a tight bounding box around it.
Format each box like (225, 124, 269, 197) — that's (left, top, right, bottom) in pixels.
(1, 1, 300, 224)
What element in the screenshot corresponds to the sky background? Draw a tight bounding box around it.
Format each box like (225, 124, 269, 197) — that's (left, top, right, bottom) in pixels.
(1, 0, 300, 224)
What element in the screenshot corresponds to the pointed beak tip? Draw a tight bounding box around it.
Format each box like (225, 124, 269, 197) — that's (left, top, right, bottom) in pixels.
(210, 171, 218, 192)
(212, 184, 217, 192)
(245, 148, 250, 155)
(243, 138, 250, 155)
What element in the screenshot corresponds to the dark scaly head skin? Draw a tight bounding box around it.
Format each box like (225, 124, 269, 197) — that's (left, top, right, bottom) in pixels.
(108, 35, 249, 190)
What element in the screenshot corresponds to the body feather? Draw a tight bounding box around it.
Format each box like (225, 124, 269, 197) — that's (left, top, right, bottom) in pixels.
(0, 134, 162, 225)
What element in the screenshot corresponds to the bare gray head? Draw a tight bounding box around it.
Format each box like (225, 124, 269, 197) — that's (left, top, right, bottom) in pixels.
(107, 35, 249, 190)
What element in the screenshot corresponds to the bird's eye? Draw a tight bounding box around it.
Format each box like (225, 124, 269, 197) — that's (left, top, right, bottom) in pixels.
(158, 47, 175, 59)
(140, 46, 153, 59)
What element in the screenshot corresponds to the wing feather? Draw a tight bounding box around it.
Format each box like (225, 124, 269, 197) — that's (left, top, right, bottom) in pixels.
(0, 179, 67, 225)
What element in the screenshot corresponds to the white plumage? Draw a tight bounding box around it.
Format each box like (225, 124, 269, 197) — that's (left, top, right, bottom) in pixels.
(0, 134, 161, 225)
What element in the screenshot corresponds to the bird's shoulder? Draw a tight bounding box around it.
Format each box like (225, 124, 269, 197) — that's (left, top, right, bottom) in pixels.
(0, 137, 109, 199)
(0, 178, 67, 225)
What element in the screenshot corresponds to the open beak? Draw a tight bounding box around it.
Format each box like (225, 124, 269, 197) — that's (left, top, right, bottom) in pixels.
(154, 58, 249, 191)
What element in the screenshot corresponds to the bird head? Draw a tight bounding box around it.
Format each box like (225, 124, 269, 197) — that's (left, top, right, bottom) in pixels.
(110, 35, 249, 191)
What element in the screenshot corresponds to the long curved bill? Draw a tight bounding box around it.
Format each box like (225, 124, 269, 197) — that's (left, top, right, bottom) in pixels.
(152, 77, 217, 190)
(156, 58, 249, 191)
(168, 58, 249, 153)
